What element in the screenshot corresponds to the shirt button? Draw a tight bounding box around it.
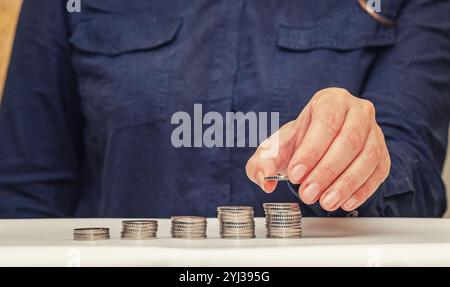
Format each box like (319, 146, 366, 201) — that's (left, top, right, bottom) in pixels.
(346, 210, 359, 217)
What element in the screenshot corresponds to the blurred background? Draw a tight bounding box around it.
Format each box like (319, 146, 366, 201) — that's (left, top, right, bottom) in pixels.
(0, 0, 449, 216)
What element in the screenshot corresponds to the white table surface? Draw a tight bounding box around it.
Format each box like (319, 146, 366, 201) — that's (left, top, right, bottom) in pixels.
(0, 217, 449, 267)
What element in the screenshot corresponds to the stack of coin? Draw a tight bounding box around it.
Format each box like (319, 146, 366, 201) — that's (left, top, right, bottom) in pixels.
(263, 203, 302, 239)
(170, 216, 207, 239)
(121, 220, 158, 240)
(73, 228, 110, 241)
(217, 206, 255, 239)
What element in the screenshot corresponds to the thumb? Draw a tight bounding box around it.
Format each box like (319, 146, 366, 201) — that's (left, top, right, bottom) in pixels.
(245, 119, 302, 192)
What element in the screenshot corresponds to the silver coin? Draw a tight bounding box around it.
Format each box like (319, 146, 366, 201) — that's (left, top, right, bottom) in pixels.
(171, 221, 207, 225)
(218, 212, 254, 216)
(74, 235, 110, 241)
(218, 211, 254, 214)
(266, 226, 302, 230)
(73, 234, 110, 238)
(122, 226, 158, 230)
(122, 231, 158, 235)
(221, 237, 255, 240)
(218, 214, 254, 219)
(264, 209, 301, 213)
(220, 225, 255, 230)
(263, 174, 289, 181)
(267, 229, 302, 235)
(73, 227, 110, 234)
(267, 235, 302, 239)
(265, 210, 301, 214)
(266, 220, 302, 225)
(266, 216, 302, 220)
(220, 219, 254, 223)
(121, 233, 156, 237)
(268, 224, 302, 228)
(267, 232, 302, 236)
(266, 214, 301, 218)
(266, 225, 302, 229)
(171, 216, 206, 221)
(266, 218, 302, 222)
(220, 223, 255, 226)
(218, 207, 254, 211)
(220, 230, 254, 234)
(219, 220, 254, 224)
(264, 205, 300, 209)
(171, 225, 207, 229)
(122, 220, 158, 226)
(220, 224, 255, 228)
(171, 236, 207, 240)
(121, 237, 155, 240)
(170, 225, 207, 230)
(171, 232, 207, 235)
(171, 229, 207, 233)
(122, 229, 158, 233)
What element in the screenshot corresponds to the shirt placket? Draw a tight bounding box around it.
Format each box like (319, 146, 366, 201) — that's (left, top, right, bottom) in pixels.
(205, 0, 245, 213)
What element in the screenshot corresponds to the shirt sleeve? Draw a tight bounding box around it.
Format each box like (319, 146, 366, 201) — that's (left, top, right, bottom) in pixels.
(359, 0, 450, 217)
(0, 1, 83, 217)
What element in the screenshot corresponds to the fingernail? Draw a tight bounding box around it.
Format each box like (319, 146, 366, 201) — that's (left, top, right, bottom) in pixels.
(290, 164, 307, 183)
(322, 190, 341, 210)
(343, 196, 357, 210)
(302, 183, 320, 204)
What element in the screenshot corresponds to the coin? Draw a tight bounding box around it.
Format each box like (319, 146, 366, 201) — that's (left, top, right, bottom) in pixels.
(263, 174, 289, 181)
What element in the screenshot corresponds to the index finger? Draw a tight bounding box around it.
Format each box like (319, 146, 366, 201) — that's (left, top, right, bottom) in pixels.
(287, 91, 349, 184)
(245, 115, 306, 192)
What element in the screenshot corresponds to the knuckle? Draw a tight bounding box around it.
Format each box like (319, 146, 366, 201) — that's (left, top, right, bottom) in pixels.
(340, 175, 358, 192)
(356, 183, 374, 200)
(303, 144, 321, 161)
(335, 87, 351, 97)
(361, 100, 376, 118)
(381, 160, 391, 180)
(318, 112, 340, 134)
(375, 163, 389, 183)
(350, 190, 365, 203)
(315, 165, 337, 182)
(343, 128, 365, 151)
(318, 87, 351, 102)
(386, 153, 392, 170)
(245, 157, 257, 177)
(376, 125, 385, 137)
(326, 87, 350, 97)
(245, 161, 253, 177)
(366, 146, 383, 163)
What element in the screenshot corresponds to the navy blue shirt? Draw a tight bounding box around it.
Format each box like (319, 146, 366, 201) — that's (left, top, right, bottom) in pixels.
(1, 0, 449, 218)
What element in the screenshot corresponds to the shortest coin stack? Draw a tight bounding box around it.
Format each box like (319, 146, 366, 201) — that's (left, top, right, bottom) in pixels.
(73, 228, 110, 241)
(263, 203, 302, 239)
(121, 220, 158, 240)
(217, 206, 255, 239)
(171, 216, 207, 239)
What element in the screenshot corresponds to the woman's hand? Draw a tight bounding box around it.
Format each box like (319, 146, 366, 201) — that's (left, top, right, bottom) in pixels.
(246, 88, 391, 211)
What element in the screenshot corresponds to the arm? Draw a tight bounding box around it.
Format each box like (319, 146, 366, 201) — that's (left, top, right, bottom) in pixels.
(246, 0, 450, 217)
(0, 0, 83, 217)
(359, 0, 450, 216)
